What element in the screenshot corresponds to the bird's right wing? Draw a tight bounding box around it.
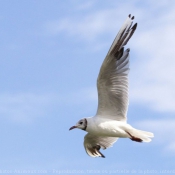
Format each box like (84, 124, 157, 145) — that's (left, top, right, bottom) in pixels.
(96, 14, 137, 121)
(84, 133, 118, 158)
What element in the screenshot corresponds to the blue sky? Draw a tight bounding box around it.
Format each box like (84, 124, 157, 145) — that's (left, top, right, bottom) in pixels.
(0, 0, 175, 174)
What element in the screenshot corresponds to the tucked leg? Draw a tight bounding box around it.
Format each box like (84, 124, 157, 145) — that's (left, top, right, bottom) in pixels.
(126, 131, 143, 142)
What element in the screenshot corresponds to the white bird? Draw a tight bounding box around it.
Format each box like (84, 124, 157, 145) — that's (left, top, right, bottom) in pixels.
(69, 14, 154, 158)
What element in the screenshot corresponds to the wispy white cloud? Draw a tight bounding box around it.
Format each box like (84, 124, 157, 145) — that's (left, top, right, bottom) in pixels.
(76, 1, 95, 10)
(130, 8, 175, 113)
(165, 142, 175, 153)
(45, 11, 113, 40)
(59, 87, 97, 106)
(0, 88, 98, 124)
(0, 93, 53, 124)
(44, 3, 134, 41)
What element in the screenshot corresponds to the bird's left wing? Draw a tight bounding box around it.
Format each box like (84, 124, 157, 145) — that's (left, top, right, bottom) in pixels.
(84, 133, 118, 158)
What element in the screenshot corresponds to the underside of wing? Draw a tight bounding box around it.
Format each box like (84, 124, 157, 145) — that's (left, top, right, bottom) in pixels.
(84, 133, 118, 158)
(96, 14, 137, 121)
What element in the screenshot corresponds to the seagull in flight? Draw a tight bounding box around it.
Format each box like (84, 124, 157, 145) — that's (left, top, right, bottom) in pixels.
(69, 14, 154, 158)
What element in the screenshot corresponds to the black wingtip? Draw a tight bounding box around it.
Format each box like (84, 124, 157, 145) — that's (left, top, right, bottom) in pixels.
(132, 23, 137, 30)
(126, 48, 130, 52)
(131, 16, 135, 20)
(128, 14, 131, 18)
(101, 154, 105, 158)
(97, 147, 105, 158)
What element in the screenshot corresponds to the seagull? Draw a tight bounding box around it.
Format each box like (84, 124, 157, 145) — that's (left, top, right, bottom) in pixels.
(69, 14, 154, 158)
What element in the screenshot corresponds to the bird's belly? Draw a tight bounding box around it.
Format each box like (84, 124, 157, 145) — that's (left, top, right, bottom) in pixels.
(87, 120, 129, 138)
(96, 127, 127, 137)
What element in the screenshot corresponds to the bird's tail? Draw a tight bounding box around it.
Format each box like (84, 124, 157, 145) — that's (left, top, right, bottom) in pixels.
(126, 128, 154, 143)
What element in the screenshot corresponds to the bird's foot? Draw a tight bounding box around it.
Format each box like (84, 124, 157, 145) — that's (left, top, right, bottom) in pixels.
(126, 131, 143, 142)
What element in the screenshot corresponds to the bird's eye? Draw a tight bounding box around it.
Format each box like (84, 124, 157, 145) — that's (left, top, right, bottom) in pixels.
(79, 122, 83, 124)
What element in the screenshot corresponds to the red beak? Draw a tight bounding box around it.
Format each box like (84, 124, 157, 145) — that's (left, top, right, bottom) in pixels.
(69, 126, 77, 130)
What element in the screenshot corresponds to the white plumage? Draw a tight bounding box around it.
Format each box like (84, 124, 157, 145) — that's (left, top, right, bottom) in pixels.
(69, 14, 154, 158)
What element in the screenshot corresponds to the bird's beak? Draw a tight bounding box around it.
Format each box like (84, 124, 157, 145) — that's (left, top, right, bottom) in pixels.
(69, 126, 77, 130)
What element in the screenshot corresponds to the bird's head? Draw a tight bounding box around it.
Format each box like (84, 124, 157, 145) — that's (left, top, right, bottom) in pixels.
(69, 118, 87, 131)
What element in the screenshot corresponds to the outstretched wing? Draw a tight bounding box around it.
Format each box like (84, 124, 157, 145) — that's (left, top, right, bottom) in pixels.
(96, 14, 137, 121)
(84, 133, 118, 158)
